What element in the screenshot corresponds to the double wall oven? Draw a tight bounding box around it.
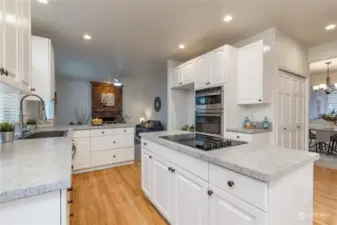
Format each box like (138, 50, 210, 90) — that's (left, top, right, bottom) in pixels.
(195, 86, 224, 136)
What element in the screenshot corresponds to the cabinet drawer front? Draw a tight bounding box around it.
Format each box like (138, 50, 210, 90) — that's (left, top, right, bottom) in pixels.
(91, 147, 134, 167)
(91, 134, 134, 151)
(225, 132, 253, 142)
(90, 129, 114, 137)
(209, 164, 267, 211)
(142, 139, 208, 181)
(73, 130, 90, 138)
(115, 127, 135, 134)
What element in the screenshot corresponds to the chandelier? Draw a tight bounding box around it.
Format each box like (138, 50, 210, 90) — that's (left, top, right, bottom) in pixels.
(313, 62, 336, 94)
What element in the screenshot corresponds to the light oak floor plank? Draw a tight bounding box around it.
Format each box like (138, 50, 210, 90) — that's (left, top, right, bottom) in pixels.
(71, 162, 337, 225)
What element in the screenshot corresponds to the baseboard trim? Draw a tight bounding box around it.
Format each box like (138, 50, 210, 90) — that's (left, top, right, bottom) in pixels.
(72, 161, 134, 174)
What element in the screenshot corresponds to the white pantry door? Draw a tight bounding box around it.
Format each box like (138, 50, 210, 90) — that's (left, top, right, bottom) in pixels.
(277, 70, 305, 150)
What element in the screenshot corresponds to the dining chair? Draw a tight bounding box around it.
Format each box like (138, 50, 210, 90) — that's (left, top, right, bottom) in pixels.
(309, 129, 317, 150)
(328, 134, 337, 155)
(315, 130, 332, 154)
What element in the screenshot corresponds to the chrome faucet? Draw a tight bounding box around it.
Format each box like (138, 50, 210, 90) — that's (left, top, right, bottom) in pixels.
(19, 94, 47, 137)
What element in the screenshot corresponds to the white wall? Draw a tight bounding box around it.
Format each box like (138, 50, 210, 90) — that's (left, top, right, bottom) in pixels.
(309, 40, 337, 63)
(311, 71, 337, 86)
(55, 70, 168, 126)
(55, 78, 91, 125)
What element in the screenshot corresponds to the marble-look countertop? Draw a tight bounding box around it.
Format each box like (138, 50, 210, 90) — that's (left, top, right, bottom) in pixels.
(0, 127, 73, 203)
(140, 131, 319, 182)
(227, 127, 272, 134)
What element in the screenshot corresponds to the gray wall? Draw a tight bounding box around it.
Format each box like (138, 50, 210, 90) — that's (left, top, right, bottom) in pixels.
(55, 71, 167, 126)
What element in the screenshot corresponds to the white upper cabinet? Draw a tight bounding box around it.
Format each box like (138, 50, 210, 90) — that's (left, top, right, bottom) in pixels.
(20, 0, 31, 87)
(171, 66, 183, 88)
(238, 40, 271, 104)
(181, 60, 194, 84)
(3, 0, 18, 79)
(194, 45, 235, 90)
(210, 46, 226, 85)
(0, 0, 31, 93)
(195, 54, 210, 89)
(30, 36, 55, 101)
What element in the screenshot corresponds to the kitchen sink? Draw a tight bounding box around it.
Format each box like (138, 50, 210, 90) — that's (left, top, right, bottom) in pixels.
(23, 130, 68, 139)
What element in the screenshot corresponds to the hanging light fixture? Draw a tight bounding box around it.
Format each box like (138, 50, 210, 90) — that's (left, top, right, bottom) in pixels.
(313, 62, 336, 94)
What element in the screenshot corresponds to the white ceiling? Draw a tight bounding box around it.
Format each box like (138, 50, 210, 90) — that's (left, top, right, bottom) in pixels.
(310, 57, 337, 74)
(31, 0, 337, 81)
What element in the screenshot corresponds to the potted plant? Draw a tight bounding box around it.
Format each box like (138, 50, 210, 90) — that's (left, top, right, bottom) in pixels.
(319, 109, 337, 129)
(0, 122, 15, 143)
(26, 119, 37, 129)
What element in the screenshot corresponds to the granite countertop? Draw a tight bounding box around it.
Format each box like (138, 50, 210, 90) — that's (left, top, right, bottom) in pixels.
(0, 127, 73, 203)
(140, 131, 319, 182)
(227, 127, 272, 134)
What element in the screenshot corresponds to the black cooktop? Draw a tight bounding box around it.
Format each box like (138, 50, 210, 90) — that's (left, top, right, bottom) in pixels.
(160, 133, 247, 151)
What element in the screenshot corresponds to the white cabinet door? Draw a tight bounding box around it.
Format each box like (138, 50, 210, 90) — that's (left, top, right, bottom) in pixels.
(141, 148, 153, 198)
(181, 60, 194, 84)
(209, 185, 266, 225)
(20, 0, 31, 87)
(238, 40, 264, 104)
(0, 0, 4, 71)
(153, 155, 174, 222)
(173, 166, 208, 225)
(195, 54, 210, 89)
(3, 0, 18, 79)
(210, 47, 226, 85)
(171, 66, 182, 88)
(73, 138, 91, 170)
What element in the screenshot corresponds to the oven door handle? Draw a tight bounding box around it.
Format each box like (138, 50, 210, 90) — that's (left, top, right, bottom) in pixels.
(195, 91, 222, 97)
(196, 113, 222, 117)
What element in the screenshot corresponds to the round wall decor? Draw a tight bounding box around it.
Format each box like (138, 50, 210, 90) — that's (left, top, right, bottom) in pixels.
(154, 97, 161, 112)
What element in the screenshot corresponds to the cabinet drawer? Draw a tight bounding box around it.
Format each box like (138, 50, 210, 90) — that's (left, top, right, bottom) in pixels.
(115, 127, 135, 134)
(73, 130, 90, 138)
(90, 129, 114, 137)
(225, 132, 253, 142)
(91, 134, 134, 151)
(142, 139, 208, 181)
(209, 164, 267, 211)
(91, 147, 134, 167)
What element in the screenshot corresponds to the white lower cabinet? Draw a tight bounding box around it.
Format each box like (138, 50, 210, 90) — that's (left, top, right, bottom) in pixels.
(141, 149, 153, 198)
(72, 128, 135, 173)
(208, 185, 266, 225)
(153, 156, 174, 221)
(73, 138, 91, 170)
(173, 166, 208, 225)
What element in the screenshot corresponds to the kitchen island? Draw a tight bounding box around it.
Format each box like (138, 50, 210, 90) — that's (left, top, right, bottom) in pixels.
(0, 124, 135, 225)
(140, 131, 319, 225)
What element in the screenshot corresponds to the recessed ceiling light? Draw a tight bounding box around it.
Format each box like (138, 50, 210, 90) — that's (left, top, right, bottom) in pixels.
(178, 44, 186, 49)
(223, 15, 233, 22)
(83, 34, 92, 40)
(325, 24, 336, 30)
(36, 0, 48, 4)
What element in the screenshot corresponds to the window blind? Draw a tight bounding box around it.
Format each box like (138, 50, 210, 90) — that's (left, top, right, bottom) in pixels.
(0, 86, 20, 123)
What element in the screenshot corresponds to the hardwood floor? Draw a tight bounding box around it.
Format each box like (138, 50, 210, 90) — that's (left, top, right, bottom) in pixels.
(314, 166, 337, 225)
(72, 162, 337, 225)
(71, 162, 169, 225)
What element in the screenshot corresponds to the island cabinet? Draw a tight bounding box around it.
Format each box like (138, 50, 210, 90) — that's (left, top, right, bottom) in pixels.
(72, 127, 135, 173)
(0, 189, 70, 225)
(141, 138, 314, 225)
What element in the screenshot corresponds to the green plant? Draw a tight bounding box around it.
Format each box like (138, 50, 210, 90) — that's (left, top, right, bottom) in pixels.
(319, 109, 337, 125)
(26, 119, 37, 125)
(0, 122, 15, 132)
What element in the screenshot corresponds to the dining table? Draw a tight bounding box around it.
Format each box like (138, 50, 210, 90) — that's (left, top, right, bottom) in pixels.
(309, 126, 337, 155)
